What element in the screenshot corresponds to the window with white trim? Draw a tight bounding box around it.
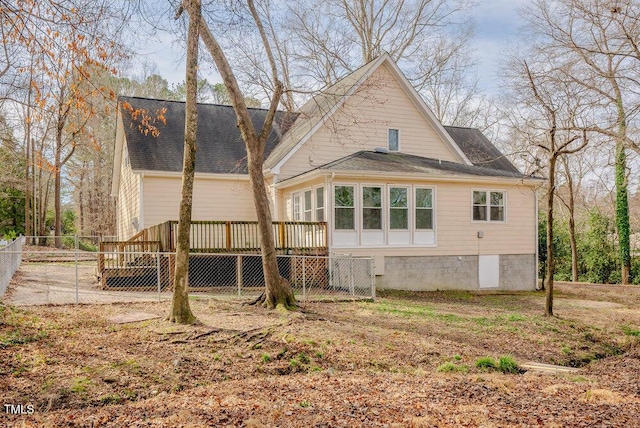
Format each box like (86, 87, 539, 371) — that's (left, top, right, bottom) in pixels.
(315, 187, 325, 222)
(335, 186, 355, 229)
(304, 190, 312, 221)
(292, 192, 301, 221)
(389, 187, 408, 229)
(415, 188, 433, 229)
(473, 190, 505, 222)
(362, 186, 382, 229)
(388, 129, 399, 151)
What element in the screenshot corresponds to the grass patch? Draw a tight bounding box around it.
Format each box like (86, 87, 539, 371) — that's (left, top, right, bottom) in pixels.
(621, 325, 640, 337)
(475, 357, 497, 370)
(475, 356, 520, 374)
(70, 376, 91, 394)
(0, 330, 46, 348)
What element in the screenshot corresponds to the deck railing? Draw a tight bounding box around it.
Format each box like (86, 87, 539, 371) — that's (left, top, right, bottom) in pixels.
(139, 220, 327, 254)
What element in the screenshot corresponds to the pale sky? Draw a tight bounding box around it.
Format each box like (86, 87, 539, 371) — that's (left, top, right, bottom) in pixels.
(473, 0, 528, 93)
(133, 1, 528, 97)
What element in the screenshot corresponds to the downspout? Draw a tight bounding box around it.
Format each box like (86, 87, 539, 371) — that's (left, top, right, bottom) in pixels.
(328, 173, 335, 253)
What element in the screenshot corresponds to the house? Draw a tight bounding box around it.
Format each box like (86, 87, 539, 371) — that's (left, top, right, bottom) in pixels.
(111, 54, 543, 291)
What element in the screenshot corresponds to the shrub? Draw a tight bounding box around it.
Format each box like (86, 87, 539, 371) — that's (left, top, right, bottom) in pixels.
(497, 356, 519, 374)
(475, 356, 497, 370)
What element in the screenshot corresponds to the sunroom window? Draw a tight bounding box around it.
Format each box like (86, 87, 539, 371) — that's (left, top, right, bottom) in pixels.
(335, 186, 355, 229)
(415, 188, 433, 229)
(362, 186, 382, 229)
(315, 187, 324, 222)
(389, 187, 408, 229)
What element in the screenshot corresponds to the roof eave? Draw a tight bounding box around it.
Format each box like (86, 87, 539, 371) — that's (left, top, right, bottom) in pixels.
(275, 168, 542, 188)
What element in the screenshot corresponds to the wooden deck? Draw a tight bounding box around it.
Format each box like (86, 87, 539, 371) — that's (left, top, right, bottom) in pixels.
(97, 220, 328, 289)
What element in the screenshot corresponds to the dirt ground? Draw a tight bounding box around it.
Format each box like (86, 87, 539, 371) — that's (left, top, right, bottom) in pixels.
(1, 283, 640, 427)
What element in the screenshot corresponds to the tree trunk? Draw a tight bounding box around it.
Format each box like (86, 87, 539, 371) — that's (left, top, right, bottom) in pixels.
(247, 152, 295, 309)
(561, 158, 578, 283)
(197, 0, 296, 310)
(54, 130, 62, 248)
(168, 0, 200, 325)
(545, 155, 556, 317)
(615, 140, 630, 284)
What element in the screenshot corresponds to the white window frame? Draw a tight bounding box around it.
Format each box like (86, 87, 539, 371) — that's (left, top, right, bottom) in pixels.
(414, 186, 435, 230)
(334, 184, 357, 230)
(471, 189, 506, 223)
(292, 192, 301, 221)
(388, 186, 410, 230)
(388, 128, 400, 151)
(303, 189, 312, 221)
(314, 186, 325, 222)
(362, 185, 383, 230)
(331, 183, 437, 248)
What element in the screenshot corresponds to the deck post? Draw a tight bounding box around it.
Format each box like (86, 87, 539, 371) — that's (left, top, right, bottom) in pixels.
(278, 222, 285, 249)
(98, 243, 105, 289)
(226, 222, 232, 250)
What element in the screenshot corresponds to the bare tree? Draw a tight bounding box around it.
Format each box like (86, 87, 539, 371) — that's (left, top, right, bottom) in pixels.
(521, 0, 639, 283)
(168, 0, 201, 324)
(504, 54, 588, 316)
(221, 0, 480, 126)
(196, 0, 295, 309)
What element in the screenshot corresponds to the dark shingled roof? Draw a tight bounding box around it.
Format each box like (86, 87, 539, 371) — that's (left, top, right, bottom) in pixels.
(119, 96, 298, 174)
(307, 150, 528, 180)
(119, 97, 522, 177)
(444, 126, 520, 174)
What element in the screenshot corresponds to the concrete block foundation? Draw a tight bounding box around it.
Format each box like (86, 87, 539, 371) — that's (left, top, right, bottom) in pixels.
(376, 254, 536, 291)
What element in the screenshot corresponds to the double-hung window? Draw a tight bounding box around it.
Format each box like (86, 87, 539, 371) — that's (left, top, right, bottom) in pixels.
(415, 188, 433, 229)
(473, 190, 505, 222)
(389, 187, 408, 229)
(335, 186, 355, 229)
(362, 186, 382, 229)
(292, 192, 301, 221)
(304, 190, 312, 221)
(315, 187, 325, 222)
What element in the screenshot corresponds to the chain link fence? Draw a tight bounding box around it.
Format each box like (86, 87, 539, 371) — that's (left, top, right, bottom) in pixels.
(0, 236, 25, 297)
(3, 236, 375, 305)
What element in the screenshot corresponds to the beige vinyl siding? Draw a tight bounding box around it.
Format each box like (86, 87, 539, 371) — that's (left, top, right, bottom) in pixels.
(278, 63, 460, 180)
(142, 175, 256, 227)
(320, 177, 536, 256)
(116, 144, 141, 240)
